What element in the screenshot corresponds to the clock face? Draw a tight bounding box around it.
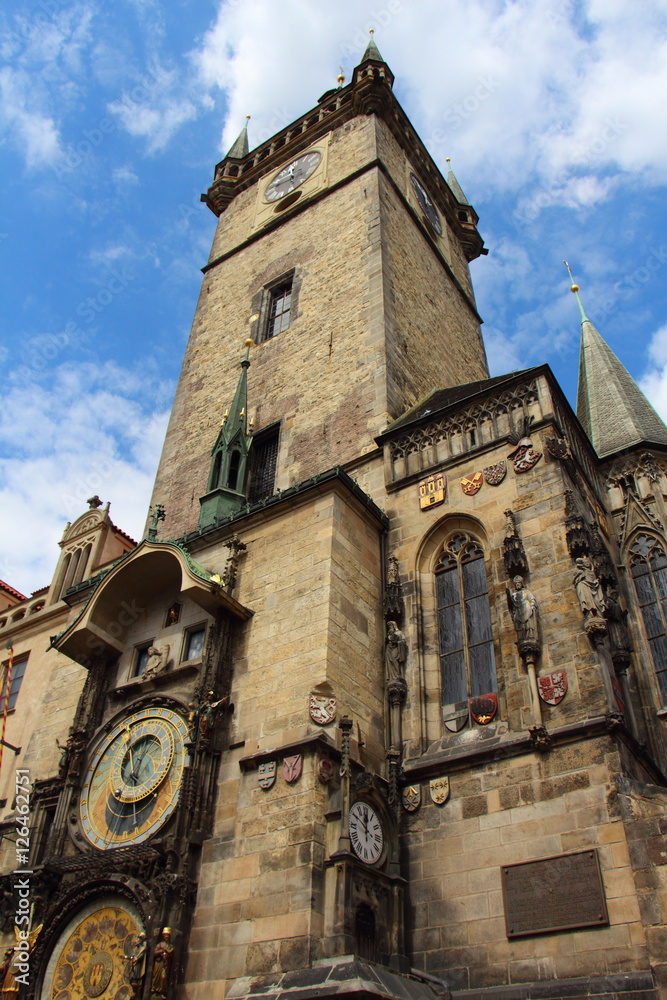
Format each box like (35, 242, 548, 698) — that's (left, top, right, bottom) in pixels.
(80, 706, 190, 849)
(410, 173, 443, 236)
(265, 151, 322, 203)
(349, 801, 384, 865)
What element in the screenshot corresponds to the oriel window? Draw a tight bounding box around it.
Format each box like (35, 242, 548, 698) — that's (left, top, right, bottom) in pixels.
(436, 533, 497, 709)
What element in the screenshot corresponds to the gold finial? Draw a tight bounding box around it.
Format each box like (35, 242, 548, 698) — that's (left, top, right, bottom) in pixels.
(245, 114, 251, 121)
(563, 260, 587, 321)
(446, 157, 451, 164)
(369, 27, 375, 36)
(337, 66, 345, 87)
(249, 417, 254, 430)
(221, 409, 229, 426)
(244, 338, 254, 348)
(563, 260, 579, 293)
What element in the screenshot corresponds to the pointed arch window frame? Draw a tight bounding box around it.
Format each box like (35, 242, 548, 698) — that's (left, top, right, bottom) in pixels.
(627, 531, 667, 706)
(435, 531, 498, 717)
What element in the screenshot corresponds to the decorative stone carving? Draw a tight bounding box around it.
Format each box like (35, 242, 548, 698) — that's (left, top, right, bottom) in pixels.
(507, 415, 542, 473)
(538, 671, 568, 705)
(545, 435, 580, 484)
(141, 643, 171, 681)
(385, 621, 407, 683)
(506, 575, 540, 660)
(604, 587, 632, 670)
(429, 776, 450, 805)
(589, 521, 616, 589)
(565, 490, 591, 558)
(573, 556, 606, 618)
(222, 533, 246, 591)
(528, 725, 552, 752)
(503, 509, 529, 577)
(402, 785, 421, 812)
(383, 555, 404, 622)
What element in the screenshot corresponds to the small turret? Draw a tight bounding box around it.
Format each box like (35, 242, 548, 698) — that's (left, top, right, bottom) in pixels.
(198, 340, 255, 528)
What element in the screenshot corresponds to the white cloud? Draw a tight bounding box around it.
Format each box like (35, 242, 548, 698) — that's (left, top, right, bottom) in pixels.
(0, 3, 95, 168)
(640, 323, 667, 422)
(190, 0, 667, 220)
(0, 361, 171, 595)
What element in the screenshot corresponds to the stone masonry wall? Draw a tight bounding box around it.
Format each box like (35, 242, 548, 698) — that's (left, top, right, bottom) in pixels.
(405, 739, 648, 991)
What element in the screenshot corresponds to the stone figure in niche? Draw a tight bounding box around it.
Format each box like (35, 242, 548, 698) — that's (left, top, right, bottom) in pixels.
(142, 644, 170, 681)
(385, 621, 408, 682)
(573, 556, 606, 618)
(128, 932, 147, 999)
(506, 575, 539, 648)
(198, 690, 227, 741)
(150, 928, 174, 999)
(604, 587, 632, 661)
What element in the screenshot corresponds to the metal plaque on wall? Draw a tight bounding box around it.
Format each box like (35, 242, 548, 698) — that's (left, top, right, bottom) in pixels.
(501, 850, 608, 938)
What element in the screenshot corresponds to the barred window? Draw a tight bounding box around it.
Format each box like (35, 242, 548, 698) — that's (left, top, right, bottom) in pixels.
(248, 427, 279, 504)
(436, 533, 496, 710)
(629, 533, 667, 702)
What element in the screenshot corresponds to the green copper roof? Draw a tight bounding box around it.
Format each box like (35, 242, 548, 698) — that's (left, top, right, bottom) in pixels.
(360, 35, 385, 63)
(226, 119, 250, 159)
(577, 316, 667, 458)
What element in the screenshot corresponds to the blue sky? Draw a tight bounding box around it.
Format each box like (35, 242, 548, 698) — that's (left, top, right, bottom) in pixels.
(2, 0, 667, 595)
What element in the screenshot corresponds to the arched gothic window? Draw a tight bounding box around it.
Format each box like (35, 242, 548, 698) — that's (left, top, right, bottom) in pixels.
(629, 533, 667, 702)
(436, 533, 497, 710)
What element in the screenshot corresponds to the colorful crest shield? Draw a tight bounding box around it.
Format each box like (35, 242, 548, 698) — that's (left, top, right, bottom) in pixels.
(429, 776, 450, 805)
(402, 785, 421, 812)
(470, 692, 498, 725)
(258, 761, 276, 790)
(537, 671, 568, 706)
(283, 755, 303, 784)
(461, 472, 483, 496)
(419, 473, 446, 509)
(510, 446, 542, 474)
(443, 702, 469, 732)
(309, 694, 336, 725)
(483, 461, 507, 486)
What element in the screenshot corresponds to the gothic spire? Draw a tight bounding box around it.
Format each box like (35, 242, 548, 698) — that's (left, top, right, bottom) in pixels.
(360, 28, 385, 64)
(567, 264, 667, 458)
(226, 116, 251, 159)
(446, 157, 471, 207)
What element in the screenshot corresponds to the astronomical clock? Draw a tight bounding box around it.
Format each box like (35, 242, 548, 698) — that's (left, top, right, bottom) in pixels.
(16, 540, 251, 1000)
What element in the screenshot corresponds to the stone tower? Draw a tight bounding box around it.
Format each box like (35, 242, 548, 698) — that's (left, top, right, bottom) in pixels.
(149, 38, 489, 539)
(1, 38, 667, 1000)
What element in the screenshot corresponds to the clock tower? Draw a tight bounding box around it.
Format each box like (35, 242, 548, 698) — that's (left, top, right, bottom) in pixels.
(149, 36, 488, 540)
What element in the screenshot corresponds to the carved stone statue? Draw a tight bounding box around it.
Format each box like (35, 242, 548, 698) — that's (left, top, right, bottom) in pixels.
(506, 576, 539, 648)
(142, 644, 171, 681)
(150, 928, 174, 999)
(573, 556, 606, 618)
(387, 556, 400, 586)
(128, 932, 147, 999)
(604, 587, 632, 666)
(223, 534, 247, 591)
(385, 621, 407, 682)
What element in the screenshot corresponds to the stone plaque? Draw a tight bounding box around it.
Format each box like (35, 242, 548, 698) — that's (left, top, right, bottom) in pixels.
(502, 850, 608, 938)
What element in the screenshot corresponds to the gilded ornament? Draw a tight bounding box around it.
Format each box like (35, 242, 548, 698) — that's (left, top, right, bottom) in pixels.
(429, 776, 450, 805)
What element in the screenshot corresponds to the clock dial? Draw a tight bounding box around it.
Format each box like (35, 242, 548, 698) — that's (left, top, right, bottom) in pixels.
(265, 151, 322, 203)
(80, 707, 189, 849)
(349, 800, 384, 865)
(410, 173, 443, 236)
